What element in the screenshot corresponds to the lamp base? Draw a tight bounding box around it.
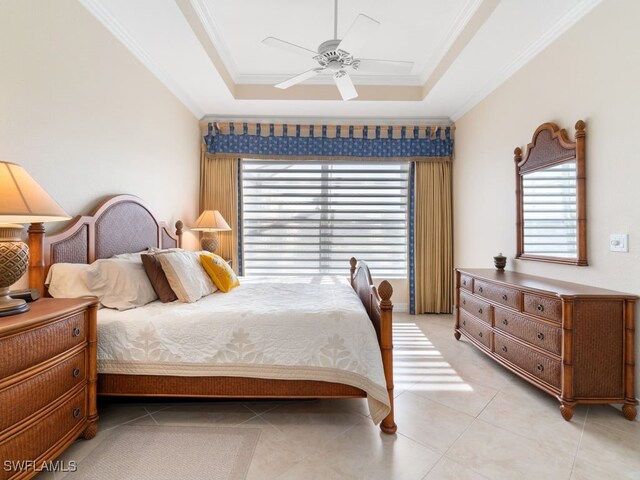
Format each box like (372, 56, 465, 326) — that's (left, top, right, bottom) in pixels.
(201, 234, 219, 253)
(0, 288, 29, 317)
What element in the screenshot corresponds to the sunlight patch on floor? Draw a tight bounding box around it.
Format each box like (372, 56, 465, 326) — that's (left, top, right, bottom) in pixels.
(393, 322, 473, 392)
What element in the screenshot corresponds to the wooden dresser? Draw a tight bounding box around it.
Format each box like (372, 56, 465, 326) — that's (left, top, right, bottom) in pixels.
(0, 298, 98, 480)
(454, 269, 638, 421)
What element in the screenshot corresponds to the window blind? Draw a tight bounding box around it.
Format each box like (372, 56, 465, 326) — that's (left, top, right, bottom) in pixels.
(242, 160, 408, 277)
(522, 161, 577, 257)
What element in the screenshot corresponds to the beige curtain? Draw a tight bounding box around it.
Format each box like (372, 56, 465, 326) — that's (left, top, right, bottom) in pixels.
(199, 150, 240, 272)
(414, 161, 453, 313)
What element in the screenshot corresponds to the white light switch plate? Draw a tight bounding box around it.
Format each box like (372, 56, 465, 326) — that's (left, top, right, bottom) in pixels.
(610, 234, 628, 252)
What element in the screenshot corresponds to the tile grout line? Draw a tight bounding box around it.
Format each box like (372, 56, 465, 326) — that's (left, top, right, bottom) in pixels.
(409, 378, 502, 479)
(569, 405, 589, 478)
(143, 406, 160, 426)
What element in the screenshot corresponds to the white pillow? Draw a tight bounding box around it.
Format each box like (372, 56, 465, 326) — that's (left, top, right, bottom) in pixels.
(45, 263, 93, 298)
(158, 251, 216, 303)
(112, 248, 183, 263)
(86, 258, 158, 310)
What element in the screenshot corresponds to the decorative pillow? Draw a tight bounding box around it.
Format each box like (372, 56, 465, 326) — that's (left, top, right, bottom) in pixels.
(111, 251, 146, 263)
(200, 254, 239, 293)
(86, 258, 158, 310)
(158, 251, 216, 303)
(148, 247, 183, 255)
(45, 263, 93, 298)
(141, 252, 178, 303)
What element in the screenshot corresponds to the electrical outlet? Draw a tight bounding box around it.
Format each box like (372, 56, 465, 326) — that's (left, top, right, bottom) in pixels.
(610, 234, 628, 252)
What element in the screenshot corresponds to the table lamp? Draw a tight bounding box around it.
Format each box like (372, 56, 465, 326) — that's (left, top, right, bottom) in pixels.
(0, 161, 70, 316)
(191, 210, 231, 253)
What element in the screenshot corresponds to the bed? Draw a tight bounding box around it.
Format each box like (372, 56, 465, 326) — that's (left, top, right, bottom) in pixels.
(27, 194, 397, 433)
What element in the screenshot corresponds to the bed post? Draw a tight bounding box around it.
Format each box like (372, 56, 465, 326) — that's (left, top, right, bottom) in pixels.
(28, 222, 45, 293)
(378, 280, 397, 434)
(349, 257, 357, 286)
(175, 221, 183, 248)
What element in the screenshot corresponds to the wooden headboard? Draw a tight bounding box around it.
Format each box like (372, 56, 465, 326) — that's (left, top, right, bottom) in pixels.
(28, 194, 183, 292)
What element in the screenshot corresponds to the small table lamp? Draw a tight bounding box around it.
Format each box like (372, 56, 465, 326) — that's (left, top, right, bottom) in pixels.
(0, 161, 70, 316)
(191, 210, 231, 253)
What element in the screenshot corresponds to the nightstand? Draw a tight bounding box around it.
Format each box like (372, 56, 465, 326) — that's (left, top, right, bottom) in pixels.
(0, 297, 99, 479)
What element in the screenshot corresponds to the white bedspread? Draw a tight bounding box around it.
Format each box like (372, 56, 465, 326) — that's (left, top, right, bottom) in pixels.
(97, 276, 391, 424)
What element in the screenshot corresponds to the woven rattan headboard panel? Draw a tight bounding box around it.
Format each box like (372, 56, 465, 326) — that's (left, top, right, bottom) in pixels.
(28, 194, 183, 292)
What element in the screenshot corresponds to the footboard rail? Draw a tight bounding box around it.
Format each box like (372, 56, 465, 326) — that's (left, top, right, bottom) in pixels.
(349, 257, 397, 434)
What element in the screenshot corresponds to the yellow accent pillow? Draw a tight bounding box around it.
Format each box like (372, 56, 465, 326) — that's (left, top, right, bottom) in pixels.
(200, 254, 239, 293)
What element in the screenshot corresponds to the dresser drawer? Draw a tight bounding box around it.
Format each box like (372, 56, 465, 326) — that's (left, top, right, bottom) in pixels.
(459, 274, 473, 292)
(459, 290, 492, 324)
(523, 294, 562, 323)
(474, 279, 521, 311)
(0, 350, 86, 433)
(0, 388, 86, 480)
(494, 307, 561, 355)
(459, 310, 491, 349)
(494, 333, 561, 389)
(0, 312, 86, 380)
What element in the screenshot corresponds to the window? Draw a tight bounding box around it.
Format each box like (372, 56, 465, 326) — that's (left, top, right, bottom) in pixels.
(242, 160, 408, 277)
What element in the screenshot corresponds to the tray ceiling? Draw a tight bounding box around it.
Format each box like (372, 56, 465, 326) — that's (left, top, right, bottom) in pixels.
(78, 0, 603, 119)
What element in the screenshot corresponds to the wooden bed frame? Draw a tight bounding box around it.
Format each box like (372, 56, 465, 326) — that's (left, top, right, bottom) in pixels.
(27, 194, 397, 434)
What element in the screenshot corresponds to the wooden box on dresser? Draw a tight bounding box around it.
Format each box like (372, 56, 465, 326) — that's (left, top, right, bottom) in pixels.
(454, 269, 638, 421)
(0, 298, 98, 480)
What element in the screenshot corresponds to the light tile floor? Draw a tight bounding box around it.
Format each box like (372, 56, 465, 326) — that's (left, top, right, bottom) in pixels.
(37, 313, 640, 479)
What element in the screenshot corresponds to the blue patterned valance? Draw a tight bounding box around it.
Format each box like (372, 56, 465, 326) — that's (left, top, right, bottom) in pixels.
(203, 122, 454, 161)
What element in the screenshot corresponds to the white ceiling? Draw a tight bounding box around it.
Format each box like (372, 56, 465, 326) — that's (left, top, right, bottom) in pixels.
(78, 0, 603, 121)
(195, 0, 470, 84)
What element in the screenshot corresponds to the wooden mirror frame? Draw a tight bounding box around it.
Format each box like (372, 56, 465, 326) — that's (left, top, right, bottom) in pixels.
(515, 120, 587, 266)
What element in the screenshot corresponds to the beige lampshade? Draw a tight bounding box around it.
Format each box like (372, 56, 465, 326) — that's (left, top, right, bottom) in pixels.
(0, 161, 70, 223)
(191, 210, 231, 232)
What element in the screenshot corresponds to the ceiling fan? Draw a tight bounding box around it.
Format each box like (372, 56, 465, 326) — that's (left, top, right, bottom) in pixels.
(261, 0, 414, 101)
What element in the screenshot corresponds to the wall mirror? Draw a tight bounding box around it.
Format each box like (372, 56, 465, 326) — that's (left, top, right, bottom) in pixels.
(514, 120, 587, 265)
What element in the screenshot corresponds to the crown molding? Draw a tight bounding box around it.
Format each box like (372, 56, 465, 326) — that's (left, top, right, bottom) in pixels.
(417, 0, 484, 84)
(451, 0, 604, 120)
(190, 0, 240, 82)
(78, 0, 204, 118)
(200, 115, 453, 126)
(234, 73, 424, 87)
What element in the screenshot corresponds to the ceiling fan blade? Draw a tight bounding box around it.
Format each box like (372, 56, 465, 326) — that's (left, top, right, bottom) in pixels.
(333, 71, 358, 101)
(262, 37, 317, 57)
(356, 58, 415, 75)
(275, 68, 323, 89)
(337, 14, 380, 56)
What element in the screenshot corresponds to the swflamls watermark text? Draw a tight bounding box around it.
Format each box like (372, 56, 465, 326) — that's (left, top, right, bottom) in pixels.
(4, 460, 78, 473)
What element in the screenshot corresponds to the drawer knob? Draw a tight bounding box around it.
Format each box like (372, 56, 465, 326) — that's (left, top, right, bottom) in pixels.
(72, 327, 81, 337)
(478, 332, 483, 338)
(462, 320, 466, 326)
(479, 287, 483, 293)
(72, 407, 81, 419)
(463, 280, 467, 286)
(536, 364, 544, 372)
(478, 308, 483, 315)
(502, 294, 508, 301)
(502, 319, 508, 326)
(502, 346, 507, 352)
(537, 332, 545, 340)
(462, 299, 466, 305)
(537, 304, 544, 313)
(73, 367, 81, 378)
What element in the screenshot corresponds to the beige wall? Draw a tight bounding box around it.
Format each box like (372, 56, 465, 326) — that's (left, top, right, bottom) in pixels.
(0, 0, 201, 266)
(454, 0, 640, 403)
